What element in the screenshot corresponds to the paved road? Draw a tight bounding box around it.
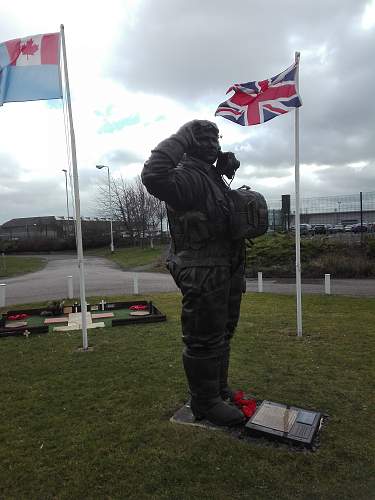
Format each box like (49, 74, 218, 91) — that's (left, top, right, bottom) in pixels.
(1, 254, 179, 306)
(1, 254, 374, 306)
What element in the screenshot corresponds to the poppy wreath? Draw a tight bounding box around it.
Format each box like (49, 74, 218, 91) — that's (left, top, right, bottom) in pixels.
(7, 313, 29, 321)
(232, 390, 257, 419)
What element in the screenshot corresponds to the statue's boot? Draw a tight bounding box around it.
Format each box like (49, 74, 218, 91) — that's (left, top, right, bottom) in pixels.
(183, 351, 245, 427)
(219, 346, 235, 401)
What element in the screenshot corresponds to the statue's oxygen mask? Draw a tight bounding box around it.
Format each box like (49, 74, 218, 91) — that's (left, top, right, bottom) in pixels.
(216, 151, 240, 179)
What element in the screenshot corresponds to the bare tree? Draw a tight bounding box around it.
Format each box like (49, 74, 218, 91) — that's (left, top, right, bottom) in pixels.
(95, 174, 167, 246)
(145, 196, 168, 248)
(152, 197, 167, 235)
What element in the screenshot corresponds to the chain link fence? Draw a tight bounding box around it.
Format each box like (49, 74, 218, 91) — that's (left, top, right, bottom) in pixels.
(266, 191, 375, 232)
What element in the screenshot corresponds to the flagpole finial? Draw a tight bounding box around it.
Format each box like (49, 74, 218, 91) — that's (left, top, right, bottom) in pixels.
(60, 24, 65, 32)
(295, 51, 300, 63)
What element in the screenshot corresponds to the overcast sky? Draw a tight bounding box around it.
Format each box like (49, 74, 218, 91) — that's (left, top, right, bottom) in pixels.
(0, 0, 374, 224)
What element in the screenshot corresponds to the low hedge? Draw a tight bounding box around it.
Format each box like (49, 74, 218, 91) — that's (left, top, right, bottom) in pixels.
(246, 233, 375, 278)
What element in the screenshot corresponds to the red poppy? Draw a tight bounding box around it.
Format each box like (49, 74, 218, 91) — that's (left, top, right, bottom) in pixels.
(233, 390, 244, 403)
(232, 390, 257, 418)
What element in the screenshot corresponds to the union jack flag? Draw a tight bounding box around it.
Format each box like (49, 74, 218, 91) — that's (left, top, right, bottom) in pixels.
(215, 62, 302, 126)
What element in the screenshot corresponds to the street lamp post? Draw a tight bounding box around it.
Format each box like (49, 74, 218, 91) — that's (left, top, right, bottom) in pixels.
(96, 164, 114, 253)
(62, 169, 70, 236)
(337, 201, 341, 224)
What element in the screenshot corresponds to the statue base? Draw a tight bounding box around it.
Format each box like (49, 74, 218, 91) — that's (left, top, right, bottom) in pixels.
(170, 400, 224, 431)
(171, 399, 326, 451)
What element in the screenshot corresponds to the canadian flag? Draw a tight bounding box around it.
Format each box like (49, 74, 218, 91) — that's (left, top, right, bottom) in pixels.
(0, 32, 62, 105)
(5, 33, 60, 67)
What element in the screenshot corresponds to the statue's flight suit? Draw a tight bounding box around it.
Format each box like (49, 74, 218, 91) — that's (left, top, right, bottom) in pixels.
(142, 120, 245, 426)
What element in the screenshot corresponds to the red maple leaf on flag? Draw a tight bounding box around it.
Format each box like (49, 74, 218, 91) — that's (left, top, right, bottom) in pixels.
(20, 38, 39, 59)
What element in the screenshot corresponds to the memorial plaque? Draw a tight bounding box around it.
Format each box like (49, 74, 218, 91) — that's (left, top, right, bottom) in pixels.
(44, 317, 68, 325)
(68, 312, 93, 325)
(245, 400, 322, 447)
(91, 312, 114, 319)
(251, 402, 298, 433)
(5, 321, 28, 328)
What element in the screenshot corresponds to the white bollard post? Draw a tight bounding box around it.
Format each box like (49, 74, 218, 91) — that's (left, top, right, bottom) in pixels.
(257, 272, 263, 293)
(0, 284, 6, 307)
(325, 274, 331, 295)
(67, 276, 73, 299)
(133, 273, 139, 295)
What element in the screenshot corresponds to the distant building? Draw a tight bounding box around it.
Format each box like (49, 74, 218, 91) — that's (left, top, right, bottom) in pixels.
(267, 191, 375, 230)
(0, 216, 63, 240)
(0, 216, 123, 241)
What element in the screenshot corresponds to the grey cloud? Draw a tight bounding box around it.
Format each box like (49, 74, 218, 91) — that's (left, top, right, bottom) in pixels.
(109, 0, 367, 100)
(226, 120, 295, 169)
(1, 179, 69, 224)
(2, 1, 374, 221)
(104, 149, 142, 166)
(0, 171, 96, 225)
(227, 114, 375, 171)
(308, 164, 375, 194)
(107, 0, 375, 198)
(240, 165, 293, 180)
(231, 163, 374, 205)
(0, 154, 23, 182)
(78, 167, 103, 188)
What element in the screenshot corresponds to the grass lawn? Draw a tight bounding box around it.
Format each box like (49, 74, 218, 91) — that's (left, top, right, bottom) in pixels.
(0, 255, 46, 278)
(85, 245, 167, 271)
(0, 292, 374, 499)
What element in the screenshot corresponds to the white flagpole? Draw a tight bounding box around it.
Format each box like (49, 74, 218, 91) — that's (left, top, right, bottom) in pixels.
(294, 51, 302, 337)
(60, 24, 89, 350)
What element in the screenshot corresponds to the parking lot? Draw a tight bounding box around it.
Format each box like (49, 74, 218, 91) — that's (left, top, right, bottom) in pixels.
(289, 222, 375, 238)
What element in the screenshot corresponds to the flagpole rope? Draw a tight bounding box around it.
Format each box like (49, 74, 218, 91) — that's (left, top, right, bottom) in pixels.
(60, 49, 77, 245)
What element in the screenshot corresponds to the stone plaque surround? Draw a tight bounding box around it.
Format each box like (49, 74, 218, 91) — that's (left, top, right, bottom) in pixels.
(53, 312, 106, 332)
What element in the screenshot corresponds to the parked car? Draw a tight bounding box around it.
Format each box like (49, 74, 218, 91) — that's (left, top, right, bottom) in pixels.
(313, 224, 328, 234)
(331, 224, 344, 233)
(351, 222, 369, 233)
(290, 223, 313, 235)
(344, 224, 354, 232)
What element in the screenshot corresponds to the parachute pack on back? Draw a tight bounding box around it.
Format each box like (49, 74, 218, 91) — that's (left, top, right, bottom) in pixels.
(189, 163, 269, 241)
(227, 185, 268, 240)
